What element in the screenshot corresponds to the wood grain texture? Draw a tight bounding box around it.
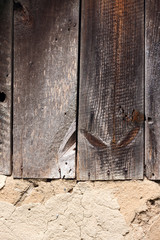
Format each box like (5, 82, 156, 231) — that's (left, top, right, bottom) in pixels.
(78, 0, 144, 180)
(0, 0, 12, 175)
(145, 0, 160, 180)
(13, 0, 79, 178)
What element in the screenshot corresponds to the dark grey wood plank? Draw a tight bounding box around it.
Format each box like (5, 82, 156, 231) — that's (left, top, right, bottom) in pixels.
(0, 0, 12, 175)
(145, 0, 160, 180)
(78, 0, 144, 180)
(13, 0, 79, 178)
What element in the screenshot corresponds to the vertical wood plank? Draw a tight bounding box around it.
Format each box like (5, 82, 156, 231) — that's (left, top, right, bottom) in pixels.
(78, 0, 144, 180)
(0, 0, 12, 175)
(13, 0, 79, 178)
(145, 0, 160, 179)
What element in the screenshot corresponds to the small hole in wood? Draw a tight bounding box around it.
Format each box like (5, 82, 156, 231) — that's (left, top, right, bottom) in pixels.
(65, 162, 68, 165)
(68, 28, 70, 31)
(69, 169, 72, 173)
(148, 117, 153, 124)
(6, 74, 9, 77)
(13, 1, 23, 11)
(55, 38, 58, 42)
(0, 92, 6, 102)
(152, 173, 155, 176)
(28, 208, 31, 211)
(64, 112, 67, 115)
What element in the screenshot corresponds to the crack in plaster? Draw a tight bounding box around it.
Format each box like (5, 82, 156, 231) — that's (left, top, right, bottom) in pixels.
(14, 185, 34, 206)
(0, 177, 160, 240)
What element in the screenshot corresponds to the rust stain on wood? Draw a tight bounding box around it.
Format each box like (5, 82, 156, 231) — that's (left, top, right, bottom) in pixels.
(117, 126, 140, 148)
(132, 110, 145, 124)
(14, 1, 32, 25)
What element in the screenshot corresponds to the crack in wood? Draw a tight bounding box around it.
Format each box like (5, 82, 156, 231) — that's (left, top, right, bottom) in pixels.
(58, 121, 76, 178)
(61, 131, 76, 154)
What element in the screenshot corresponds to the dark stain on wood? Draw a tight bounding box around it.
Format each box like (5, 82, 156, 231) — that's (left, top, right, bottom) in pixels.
(14, 1, 32, 25)
(81, 129, 107, 149)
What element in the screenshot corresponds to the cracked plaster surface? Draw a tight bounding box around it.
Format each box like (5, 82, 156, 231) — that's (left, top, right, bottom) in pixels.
(0, 176, 160, 240)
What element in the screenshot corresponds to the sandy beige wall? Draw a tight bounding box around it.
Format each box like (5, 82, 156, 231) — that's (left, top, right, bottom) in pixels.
(0, 176, 160, 240)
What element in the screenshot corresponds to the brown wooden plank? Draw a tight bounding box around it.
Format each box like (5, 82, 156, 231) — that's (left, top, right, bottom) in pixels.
(145, 0, 160, 180)
(0, 0, 12, 175)
(13, 0, 79, 178)
(78, 0, 144, 180)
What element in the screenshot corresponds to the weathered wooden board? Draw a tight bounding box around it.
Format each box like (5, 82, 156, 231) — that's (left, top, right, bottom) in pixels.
(145, 0, 160, 180)
(78, 0, 144, 180)
(13, 0, 79, 178)
(0, 0, 12, 175)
